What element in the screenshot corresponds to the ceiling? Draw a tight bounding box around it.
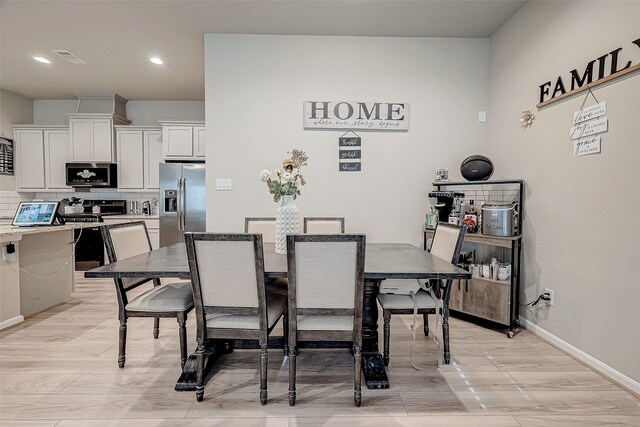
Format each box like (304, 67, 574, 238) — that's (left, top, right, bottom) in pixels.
(0, 0, 526, 101)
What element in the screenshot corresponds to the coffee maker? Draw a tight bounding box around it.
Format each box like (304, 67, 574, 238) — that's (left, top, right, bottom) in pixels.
(428, 191, 465, 222)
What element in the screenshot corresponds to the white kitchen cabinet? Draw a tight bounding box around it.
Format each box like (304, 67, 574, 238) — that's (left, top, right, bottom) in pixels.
(115, 127, 162, 191)
(159, 121, 205, 160)
(68, 114, 130, 162)
(116, 130, 144, 189)
(144, 131, 162, 189)
(44, 129, 72, 189)
(14, 126, 71, 191)
(194, 126, 206, 157)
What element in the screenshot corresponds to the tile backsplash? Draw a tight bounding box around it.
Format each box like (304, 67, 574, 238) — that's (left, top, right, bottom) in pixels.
(0, 191, 34, 218)
(0, 189, 160, 217)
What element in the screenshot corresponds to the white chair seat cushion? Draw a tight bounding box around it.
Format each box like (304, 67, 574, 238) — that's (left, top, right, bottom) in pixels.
(205, 292, 287, 330)
(297, 315, 353, 331)
(126, 281, 194, 312)
(377, 289, 437, 310)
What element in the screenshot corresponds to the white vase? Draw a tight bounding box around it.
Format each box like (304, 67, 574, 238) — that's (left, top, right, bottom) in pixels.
(275, 195, 300, 254)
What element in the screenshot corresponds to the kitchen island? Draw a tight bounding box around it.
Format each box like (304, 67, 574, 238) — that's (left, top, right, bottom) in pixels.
(0, 222, 102, 329)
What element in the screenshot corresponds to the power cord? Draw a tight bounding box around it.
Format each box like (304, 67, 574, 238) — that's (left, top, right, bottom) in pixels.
(520, 292, 551, 307)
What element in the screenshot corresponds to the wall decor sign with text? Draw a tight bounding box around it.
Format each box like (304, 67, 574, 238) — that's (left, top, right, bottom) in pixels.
(573, 101, 607, 125)
(538, 37, 640, 107)
(569, 117, 608, 140)
(338, 135, 362, 172)
(0, 137, 14, 176)
(574, 136, 601, 157)
(304, 101, 409, 130)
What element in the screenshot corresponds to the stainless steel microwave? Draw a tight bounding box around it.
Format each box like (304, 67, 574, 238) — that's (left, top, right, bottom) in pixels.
(65, 163, 117, 188)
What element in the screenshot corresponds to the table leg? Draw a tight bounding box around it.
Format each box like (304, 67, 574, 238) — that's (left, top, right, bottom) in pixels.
(361, 279, 389, 389)
(175, 340, 230, 392)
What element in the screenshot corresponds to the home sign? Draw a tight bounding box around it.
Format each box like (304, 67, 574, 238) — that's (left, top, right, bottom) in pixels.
(303, 101, 410, 130)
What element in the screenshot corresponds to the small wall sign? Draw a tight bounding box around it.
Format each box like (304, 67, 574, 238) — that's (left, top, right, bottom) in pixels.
(304, 101, 409, 130)
(573, 101, 607, 125)
(338, 133, 362, 172)
(574, 136, 601, 157)
(0, 137, 14, 176)
(569, 117, 608, 140)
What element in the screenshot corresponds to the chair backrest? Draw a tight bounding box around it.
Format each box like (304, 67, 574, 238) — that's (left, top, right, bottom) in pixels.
(287, 233, 365, 312)
(245, 217, 276, 243)
(185, 233, 267, 338)
(303, 217, 345, 234)
(101, 221, 154, 291)
(429, 222, 466, 264)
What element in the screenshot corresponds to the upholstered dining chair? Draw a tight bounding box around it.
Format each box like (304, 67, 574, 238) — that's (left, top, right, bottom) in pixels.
(376, 222, 466, 365)
(101, 221, 194, 369)
(286, 233, 366, 407)
(245, 217, 276, 242)
(303, 217, 345, 234)
(184, 232, 288, 404)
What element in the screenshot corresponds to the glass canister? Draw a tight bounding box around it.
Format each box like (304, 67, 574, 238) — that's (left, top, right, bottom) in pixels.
(425, 208, 438, 230)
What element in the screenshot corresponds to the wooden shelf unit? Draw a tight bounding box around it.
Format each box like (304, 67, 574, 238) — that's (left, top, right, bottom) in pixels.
(426, 179, 524, 337)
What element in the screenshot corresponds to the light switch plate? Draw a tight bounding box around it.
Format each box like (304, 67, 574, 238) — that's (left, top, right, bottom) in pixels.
(216, 178, 232, 190)
(479, 111, 487, 122)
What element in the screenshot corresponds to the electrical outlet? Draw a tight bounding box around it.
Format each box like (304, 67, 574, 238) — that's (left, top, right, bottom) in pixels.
(544, 288, 555, 306)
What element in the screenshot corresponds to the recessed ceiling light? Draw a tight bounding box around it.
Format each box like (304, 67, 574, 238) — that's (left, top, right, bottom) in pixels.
(150, 57, 163, 65)
(33, 56, 51, 64)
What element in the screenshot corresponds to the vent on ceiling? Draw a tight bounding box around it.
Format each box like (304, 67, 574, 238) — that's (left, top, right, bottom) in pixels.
(52, 50, 87, 64)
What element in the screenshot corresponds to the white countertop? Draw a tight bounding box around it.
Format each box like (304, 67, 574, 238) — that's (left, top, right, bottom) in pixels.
(106, 214, 159, 220)
(0, 222, 104, 240)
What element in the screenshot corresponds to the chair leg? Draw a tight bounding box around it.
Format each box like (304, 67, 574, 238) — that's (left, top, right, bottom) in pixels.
(423, 313, 429, 336)
(260, 344, 268, 405)
(288, 347, 297, 406)
(195, 342, 206, 402)
(283, 312, 289, 356)
(442, 306, 451, 364)
(177, 314, 187, 369)
(153, 317, 160, 339)
(354, 345, 362, 407)
(383, 310, 391, 367)
(118, 319, 127, 368)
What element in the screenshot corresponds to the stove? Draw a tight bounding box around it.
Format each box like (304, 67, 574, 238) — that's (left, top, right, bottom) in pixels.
(61, 200, 127, 270)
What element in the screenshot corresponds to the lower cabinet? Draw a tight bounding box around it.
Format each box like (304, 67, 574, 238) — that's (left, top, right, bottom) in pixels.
(450, 277, 510, 326)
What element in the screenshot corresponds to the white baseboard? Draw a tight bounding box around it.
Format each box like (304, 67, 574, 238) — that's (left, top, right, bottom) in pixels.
(0, 315, 24, 330)
(519, 316, 639, 396)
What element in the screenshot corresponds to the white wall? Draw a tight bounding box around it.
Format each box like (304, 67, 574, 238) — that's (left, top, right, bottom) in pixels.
(205, 34, 489, 244)
(0, 89, 33, 191)
(488, 1, 640, 382)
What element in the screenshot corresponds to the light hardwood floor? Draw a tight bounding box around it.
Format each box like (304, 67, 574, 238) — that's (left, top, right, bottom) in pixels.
(1, 275, 638, 426)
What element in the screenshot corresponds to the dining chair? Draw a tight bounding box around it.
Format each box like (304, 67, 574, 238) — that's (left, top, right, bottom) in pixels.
(184, 232, 288, 404)
(286, 233, 366, 407)
(303, 217, 345, 234)
(376, 222, 466, 365)
(101, 221, 194, 369)
(245, 217, 288, 297)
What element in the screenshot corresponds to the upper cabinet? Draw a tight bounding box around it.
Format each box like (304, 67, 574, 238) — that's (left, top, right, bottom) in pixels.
(68, 114, 130, 162)
(14, 126, 71, 191)
(66, 94, 131, 162)
(115, 126, 162, 191)
(159, 121, 205, 160)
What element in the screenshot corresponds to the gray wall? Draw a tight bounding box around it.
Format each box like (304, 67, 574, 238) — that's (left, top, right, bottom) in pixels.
(488, 1, 640, 382)
(0, 89, 33, 191)
(204, 34, 490, 244)
(33, 99, 204, 125)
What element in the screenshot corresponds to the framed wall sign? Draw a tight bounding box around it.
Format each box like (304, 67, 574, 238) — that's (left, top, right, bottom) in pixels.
(0, 137, 14, 176)
(339, 132, 362, 172)
(304, 101, 409, 130)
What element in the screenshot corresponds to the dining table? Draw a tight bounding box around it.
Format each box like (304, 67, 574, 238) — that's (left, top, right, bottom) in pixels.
(85, 241, 470, 391)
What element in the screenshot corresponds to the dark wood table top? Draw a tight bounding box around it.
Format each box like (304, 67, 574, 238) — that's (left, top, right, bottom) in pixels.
(85, 242, 470, 281)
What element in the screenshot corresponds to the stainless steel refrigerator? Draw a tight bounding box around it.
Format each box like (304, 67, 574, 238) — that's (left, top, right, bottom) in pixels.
(159, 163, 206, 247)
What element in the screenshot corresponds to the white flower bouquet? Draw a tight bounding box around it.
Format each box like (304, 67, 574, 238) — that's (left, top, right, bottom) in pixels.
(260, 149, 308, 203)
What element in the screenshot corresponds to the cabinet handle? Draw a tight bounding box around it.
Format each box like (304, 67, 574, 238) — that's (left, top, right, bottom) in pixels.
(465, 279, 469, 293)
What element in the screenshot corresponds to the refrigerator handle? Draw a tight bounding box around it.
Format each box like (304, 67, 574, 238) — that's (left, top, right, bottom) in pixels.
(177, 178, 183, 231)
(180, 177, 186, 231)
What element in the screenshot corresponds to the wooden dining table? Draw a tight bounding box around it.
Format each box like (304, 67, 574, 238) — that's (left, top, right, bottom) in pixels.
(85, 241, 470, 390)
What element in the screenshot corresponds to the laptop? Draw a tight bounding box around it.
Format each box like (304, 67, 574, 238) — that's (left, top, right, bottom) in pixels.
(12, 201, 61, 227)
